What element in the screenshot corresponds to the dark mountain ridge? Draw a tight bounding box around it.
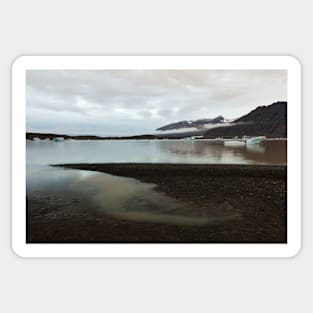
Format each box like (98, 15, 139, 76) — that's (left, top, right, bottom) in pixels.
(203, 101, 287, 138)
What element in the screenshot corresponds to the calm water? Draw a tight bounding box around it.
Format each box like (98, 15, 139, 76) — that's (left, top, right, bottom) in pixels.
(26, 139, 287, 227)
(27, 139, 287, 166)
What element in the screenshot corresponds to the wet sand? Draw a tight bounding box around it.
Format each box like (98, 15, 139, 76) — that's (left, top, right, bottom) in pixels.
(28, 164, 287, 243)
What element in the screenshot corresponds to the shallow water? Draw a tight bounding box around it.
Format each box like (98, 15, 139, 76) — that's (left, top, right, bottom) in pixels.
(27, 165, 236, 226)
(26, 139, 286, 227)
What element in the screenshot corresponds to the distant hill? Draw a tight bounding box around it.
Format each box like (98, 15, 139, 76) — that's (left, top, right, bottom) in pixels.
(26, 132, 160, 141)
(27, 102, 287, 141)
(203, 102, 287, 138)
(156, 115, 226, 131)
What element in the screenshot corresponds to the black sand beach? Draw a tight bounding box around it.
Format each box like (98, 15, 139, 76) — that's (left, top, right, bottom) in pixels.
(27, 164, 287, 243)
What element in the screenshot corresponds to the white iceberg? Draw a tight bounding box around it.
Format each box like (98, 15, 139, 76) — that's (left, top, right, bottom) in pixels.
(224, 140, 245, 147)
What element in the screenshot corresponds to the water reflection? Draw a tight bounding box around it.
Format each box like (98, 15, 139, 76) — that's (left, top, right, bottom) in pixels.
(27, 165, 236, 225)
(27, 139, 287, 165)
(26, 139, 286, 227)
(246, 144, 265, 154)
(156, 140, 286, 164)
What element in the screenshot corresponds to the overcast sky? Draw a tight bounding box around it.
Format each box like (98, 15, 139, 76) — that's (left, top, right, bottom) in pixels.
(26, 70, 287, 136)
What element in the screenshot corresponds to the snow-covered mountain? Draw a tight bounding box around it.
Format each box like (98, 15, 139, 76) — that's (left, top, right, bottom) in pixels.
(156, 115, 231, 131)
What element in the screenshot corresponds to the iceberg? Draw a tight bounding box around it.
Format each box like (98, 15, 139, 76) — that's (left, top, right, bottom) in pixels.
(224, 136, 266, 147)
(53, 137, 64, 142)
(246, 136, 266, 145)
(224, 140, 245, 147)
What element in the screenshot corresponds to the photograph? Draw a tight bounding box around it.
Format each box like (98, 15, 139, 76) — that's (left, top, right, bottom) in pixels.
(25, 67, 288, 243)
(2, 1, 310, 312)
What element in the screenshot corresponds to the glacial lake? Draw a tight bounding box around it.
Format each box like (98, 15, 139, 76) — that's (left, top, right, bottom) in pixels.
(26, 139, 287, 235)
(26, 139, 287, 166)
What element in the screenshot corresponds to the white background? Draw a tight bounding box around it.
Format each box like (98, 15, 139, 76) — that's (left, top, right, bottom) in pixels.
(0, 0, 310, 312)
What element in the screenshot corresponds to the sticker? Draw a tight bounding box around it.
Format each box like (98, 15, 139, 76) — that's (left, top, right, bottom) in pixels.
(12, 56, 301, 257)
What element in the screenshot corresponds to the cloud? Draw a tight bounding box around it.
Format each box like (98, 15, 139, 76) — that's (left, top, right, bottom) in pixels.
(26, 70, 287, 135)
